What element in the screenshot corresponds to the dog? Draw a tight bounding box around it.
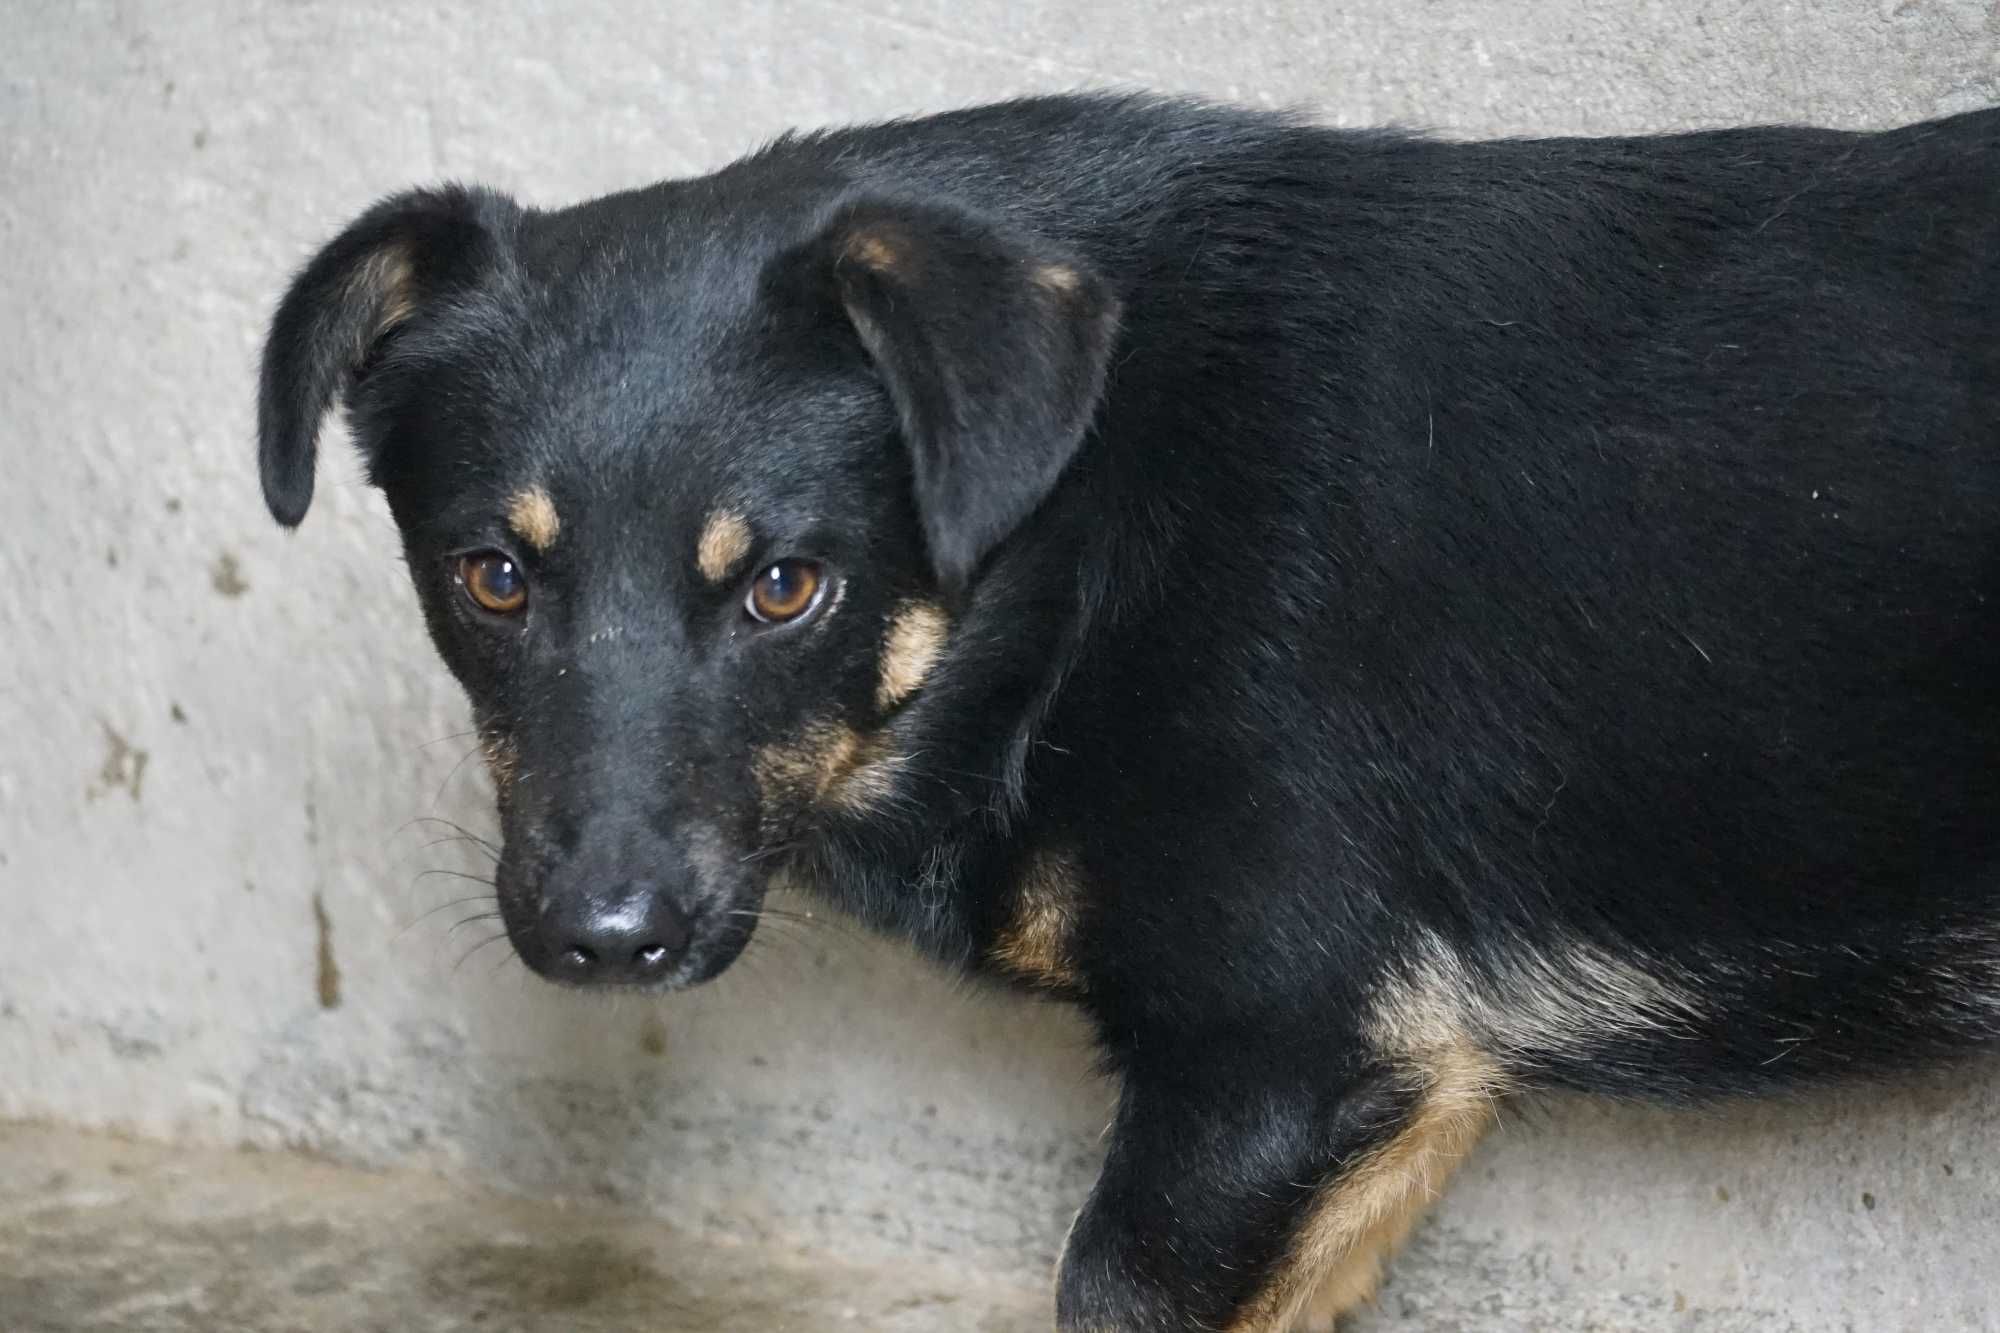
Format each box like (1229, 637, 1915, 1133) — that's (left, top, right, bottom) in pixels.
(256, 94, 2000, 1330)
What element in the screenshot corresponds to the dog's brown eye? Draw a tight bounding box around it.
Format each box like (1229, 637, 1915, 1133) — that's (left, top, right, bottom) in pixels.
(458, 551, 528, 615)
(746, 559, 824, 624)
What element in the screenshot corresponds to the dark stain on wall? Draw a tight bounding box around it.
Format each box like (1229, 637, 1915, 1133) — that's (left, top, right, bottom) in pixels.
(91, 722, 148, 802)
(312, 892, 342, 1010)
(210, 552, 249, 598)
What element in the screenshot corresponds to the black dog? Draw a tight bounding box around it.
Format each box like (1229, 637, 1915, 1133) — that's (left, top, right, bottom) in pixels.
(257, 95, 2000, 1330)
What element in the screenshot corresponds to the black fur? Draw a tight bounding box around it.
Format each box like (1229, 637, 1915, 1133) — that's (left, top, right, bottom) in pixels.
(257, 95, 2000, 1329)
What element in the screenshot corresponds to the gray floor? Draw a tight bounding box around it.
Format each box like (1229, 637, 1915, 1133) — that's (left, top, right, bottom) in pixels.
(0, 1123, 1047, 1333)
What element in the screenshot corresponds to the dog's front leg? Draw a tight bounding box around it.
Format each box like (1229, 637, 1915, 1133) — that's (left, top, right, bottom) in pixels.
(1055, 1047, 1496, 1332)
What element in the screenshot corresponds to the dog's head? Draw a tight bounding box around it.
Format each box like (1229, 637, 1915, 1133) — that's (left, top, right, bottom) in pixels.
(258, 177, 1118, 988)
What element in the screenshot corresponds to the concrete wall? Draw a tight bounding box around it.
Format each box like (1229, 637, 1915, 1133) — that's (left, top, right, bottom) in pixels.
(4, 2, 1997, 1327)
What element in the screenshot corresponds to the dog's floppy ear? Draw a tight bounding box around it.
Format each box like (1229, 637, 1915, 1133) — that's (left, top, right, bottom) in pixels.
(257, 187, 503, 527)
(816, 201, 1121, 588)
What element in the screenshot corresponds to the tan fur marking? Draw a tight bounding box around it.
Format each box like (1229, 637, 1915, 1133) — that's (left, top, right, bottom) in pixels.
(845, 227, 904, 274)
(827, 746, 905, 814)
(753, 721, 904, 817)
(480, 732, 520, 797)
(754, 721, 858, 804)
(506, 487, 560, 552)
(348, 243, 417, 353)
(1033, 261, 1082, 294)
(1372, 928, 1708, 1067)
(1230, 1046, 1501, 1331)
(991, 849, 1085, 992)
(696, 510, 753, 583)
(876, 600, 950, 710)
(1244, 930, 1705, 1330)
(1289, 1203, 1425, 1329)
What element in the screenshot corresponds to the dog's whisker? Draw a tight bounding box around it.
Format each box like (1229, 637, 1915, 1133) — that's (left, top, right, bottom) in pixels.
(412, 867, 498, 890)
(416, 834, 502, 862)
(925, 762, 1011, 789)
(395, 893, 500, 937)
(753, 907, 820, 923)
(454, 932, 511, 973)
(747, 906, 840, 931)
(735, 905, 865, 947)
(446, 911, 504, 938)
(397, 816, 502, 858)
(431, 742, 487, 811)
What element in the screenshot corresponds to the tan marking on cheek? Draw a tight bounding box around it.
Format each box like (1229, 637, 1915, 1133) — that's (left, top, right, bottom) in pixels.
(506, 487, 561, 552)
(696, 510, 753, 583)
(754, 721, 908, 822)
(1229, 1045, 1502, 1332)
(755, 721, 850, 806)
(752, 720, 871, 804)
(991, 849, 1085, 993)
(876, 600, 950, 711)
(826, 746, 904, 814)
(480, 733, 520, 797)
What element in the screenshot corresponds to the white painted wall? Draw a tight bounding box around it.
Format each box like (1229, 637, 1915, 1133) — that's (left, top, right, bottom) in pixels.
(4, 2, 1996, 1326)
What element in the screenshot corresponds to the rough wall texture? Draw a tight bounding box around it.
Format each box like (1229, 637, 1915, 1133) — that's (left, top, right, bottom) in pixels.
(3, 1, 1997, 1328)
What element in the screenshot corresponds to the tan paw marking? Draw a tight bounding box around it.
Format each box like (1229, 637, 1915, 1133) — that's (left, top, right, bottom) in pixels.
(1229, 1046, 1501, 1331)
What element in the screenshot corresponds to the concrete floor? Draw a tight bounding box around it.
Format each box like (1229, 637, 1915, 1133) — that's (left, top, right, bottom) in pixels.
(0, 1122, 1047, 1333)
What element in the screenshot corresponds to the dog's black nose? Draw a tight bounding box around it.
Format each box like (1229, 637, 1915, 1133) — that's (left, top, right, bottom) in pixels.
(546, 886, 692, 985)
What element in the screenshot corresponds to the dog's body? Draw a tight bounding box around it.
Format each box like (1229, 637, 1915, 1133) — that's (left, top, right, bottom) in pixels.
(259, 96, 2000, 1329)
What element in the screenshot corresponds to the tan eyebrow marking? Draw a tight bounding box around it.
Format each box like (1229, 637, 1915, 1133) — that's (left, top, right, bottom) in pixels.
(844, 224, 906, 274)
(696, 509, 753, 583)
(506, 487, 560, 552)
(876, 600, 950, 711)
(1032, 261, 1081, 294)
